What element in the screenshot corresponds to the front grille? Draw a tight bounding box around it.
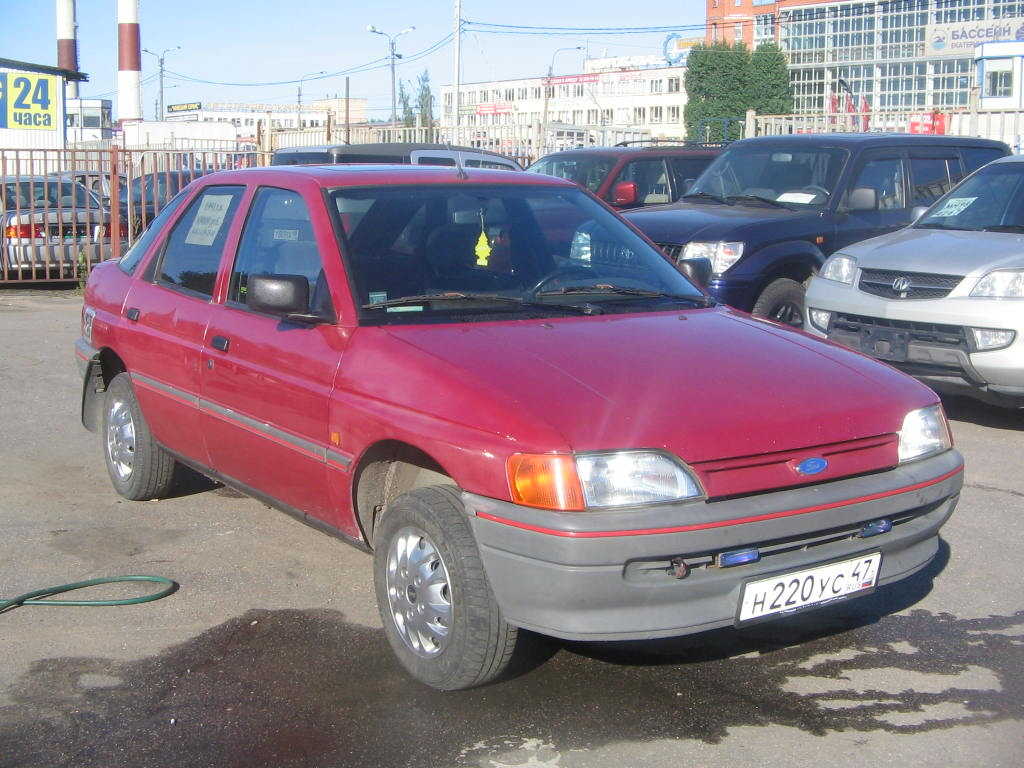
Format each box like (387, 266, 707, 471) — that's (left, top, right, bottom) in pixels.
(832, 312, 968, 350)
(859, 268, 964, 300)
(658, 243, 684, 261)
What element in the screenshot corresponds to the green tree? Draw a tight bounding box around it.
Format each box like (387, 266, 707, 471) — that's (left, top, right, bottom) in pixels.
(684, 41, 792, 141)
(398, 80, 415, 127)
(416, 69, 434, 127)
(750, 42, 794, 115)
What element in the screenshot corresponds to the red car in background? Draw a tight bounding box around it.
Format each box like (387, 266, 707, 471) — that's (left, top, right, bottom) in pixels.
(77, 164, 962, 690)
(526, 141, 724, 209)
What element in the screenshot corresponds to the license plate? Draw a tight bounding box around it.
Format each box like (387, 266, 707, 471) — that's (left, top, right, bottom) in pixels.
(738, 552, 881, 623)
(860, 328, 909, 362)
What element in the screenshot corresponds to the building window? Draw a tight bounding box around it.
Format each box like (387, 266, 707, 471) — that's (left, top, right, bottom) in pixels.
(667, 77, 680, 93)
(650, 106, 663, 123)
(754, 14, 774, 44)
(734, 22, 744, 39)
(633, 106, 647, 124)
(573, 84, 584, 97)
(986, 61, 1014, 98)
(586, 109, 598, 123)
(668, 105, 680, 122)
(651, 79, 664, 94)
(601, 108, 613, 124)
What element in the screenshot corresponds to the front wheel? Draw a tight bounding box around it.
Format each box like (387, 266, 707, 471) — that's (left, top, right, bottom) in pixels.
(373, 485, 519, 690)
(102, 372, 176, 500)
(751, 278, 806, 328)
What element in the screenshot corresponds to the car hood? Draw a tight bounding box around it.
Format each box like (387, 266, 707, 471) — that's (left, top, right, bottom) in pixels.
(374, 308, 934, 467)
(845, 227, 1024, 275)
(624, 201, 819, 245)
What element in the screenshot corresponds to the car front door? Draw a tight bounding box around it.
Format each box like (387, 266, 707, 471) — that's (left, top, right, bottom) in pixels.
(120, 184, 246, 467)
(833, 150, 911, 251)
(200, 184, 348, 525)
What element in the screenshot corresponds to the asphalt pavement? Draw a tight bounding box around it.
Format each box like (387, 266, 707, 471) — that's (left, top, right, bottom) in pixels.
(0, 287, 1021, 768)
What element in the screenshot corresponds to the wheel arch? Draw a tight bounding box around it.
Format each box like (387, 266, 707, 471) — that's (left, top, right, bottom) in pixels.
(81, 347, 128, 432)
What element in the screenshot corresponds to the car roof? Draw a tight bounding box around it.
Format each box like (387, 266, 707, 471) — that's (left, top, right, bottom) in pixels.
(272, 142, 513, 159)
(189, 164, 577, 189)
(726, 133, 1009, 150)
(987, 153, 1024, 165)
(536, 144, 723, 160)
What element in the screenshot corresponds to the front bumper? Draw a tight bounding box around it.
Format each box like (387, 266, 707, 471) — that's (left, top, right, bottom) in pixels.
(464, 450, 962, 641)
(806, 278, 1024, 407)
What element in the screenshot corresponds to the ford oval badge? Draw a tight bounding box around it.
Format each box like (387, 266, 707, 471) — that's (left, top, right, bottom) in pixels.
(796, 457, 828, 475)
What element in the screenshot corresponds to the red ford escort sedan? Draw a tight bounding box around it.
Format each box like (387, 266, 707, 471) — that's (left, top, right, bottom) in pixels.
(76, 165, 963, 690)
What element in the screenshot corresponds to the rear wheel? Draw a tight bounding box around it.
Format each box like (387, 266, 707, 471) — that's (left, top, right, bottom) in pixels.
(752, 278, 806, 328)
(102, 372, 176, 500)
(373, 485, 519, 690)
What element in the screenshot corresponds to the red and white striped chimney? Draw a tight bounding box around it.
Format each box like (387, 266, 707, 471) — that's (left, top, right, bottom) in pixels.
(117, 0, 142, 122)
(56, 0, 79, 98)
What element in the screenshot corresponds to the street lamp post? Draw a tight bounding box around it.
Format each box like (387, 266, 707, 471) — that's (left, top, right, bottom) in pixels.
(297, 71, 326, 130)
(368, 25, 415, 125)
(541, 46, 583, 154)
(142, 46, 180, 119)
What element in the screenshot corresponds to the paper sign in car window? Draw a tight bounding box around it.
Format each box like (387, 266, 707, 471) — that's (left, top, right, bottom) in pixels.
(776, 192, 816, 204)
(184, 194, 234, 246)
(273, 228, 299, 241)
(932, 197, 976, 217)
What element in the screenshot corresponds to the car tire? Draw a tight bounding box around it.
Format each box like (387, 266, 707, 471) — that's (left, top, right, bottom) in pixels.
(372, 485, 519, 690)
(102, 372, 176, 501)
(752, 278, 806, 328)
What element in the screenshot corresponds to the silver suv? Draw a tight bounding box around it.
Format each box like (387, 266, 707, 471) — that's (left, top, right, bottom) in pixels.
(805, 154, 1024, 409)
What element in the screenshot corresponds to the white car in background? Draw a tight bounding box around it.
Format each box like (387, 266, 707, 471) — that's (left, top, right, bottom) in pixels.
(805, 155, 1024, 409)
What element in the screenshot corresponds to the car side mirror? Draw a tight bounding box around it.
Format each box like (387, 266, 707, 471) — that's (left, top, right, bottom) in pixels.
(247, 275, 324, 324)
(677, 256, 712, 286)
(848, 187, 878, 212)
(911, 205, 929, 221)
(611, 181, 638, 207)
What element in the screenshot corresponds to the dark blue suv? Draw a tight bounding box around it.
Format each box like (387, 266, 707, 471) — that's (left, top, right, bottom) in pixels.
(625, 134, 1009, 326)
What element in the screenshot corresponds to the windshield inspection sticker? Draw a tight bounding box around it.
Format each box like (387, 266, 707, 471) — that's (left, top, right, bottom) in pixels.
(368, 291, 388, 305)
(932, 197, 976, 217)
(184, 194, 233, 246)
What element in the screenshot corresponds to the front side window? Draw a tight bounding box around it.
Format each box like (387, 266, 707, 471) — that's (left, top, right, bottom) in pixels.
(852, 158, 906, 210)
(228, 187, 330, 316)
(526, 155, 616, 193)
(916, 163, 1024, 232)
(687, 145, 848, 208)
(155, 185, 244, 298)
(329, 184, 704, 324)
(909, 157, 956, 206)
(615, 159, 671, 205)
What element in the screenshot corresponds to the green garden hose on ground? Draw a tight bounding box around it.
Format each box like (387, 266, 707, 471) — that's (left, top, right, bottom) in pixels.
(0, 575, 178, 613)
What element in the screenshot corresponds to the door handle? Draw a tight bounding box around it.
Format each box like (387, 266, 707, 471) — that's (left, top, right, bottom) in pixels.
(211, 335, 230, 352)
(125, 307, 140, 321)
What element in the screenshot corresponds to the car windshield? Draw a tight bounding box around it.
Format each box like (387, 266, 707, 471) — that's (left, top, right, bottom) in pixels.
(329, 184, 705, 323)
(2, 180, 97, 210)
(130, 172, 199, 204)
(915, 162, 1024, 232)
(526, 156, 616, 193)
(686, 145, 848, 208)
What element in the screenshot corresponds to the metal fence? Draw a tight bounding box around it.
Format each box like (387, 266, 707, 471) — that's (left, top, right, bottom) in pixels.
(1, 147, 270, 283)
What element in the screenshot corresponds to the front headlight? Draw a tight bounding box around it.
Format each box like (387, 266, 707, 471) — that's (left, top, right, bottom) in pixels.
(819, 253, 858, 284)
(575, 451, 703, 508)
(970, 269, 1024, 298)
(683, 241, 744, 275)
(898, 405, 952, 464)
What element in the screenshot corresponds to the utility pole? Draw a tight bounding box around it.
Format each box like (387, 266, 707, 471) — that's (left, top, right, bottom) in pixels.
(298, 71, 325, 130)
(368, 24, 415, 125)
(142, 46, 180, 119)
(344, 76, 351, 144)
(454, 0, 462, 145)
(541, 46, 583, 155)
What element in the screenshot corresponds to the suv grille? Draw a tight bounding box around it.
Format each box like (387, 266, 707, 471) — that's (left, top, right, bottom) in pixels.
(832, 312, 968, 350)
(858, 268, 964, 300)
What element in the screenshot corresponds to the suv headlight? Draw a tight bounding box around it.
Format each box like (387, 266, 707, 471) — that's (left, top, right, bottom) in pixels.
(683, 241, 744, 275)
(898, 405, 952, 464)
(970, 269, 1024, 298)
(819, 253, 858, 284)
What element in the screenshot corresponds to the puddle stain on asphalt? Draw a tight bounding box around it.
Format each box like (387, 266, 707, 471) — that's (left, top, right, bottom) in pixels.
(1, 577, 1022, 767)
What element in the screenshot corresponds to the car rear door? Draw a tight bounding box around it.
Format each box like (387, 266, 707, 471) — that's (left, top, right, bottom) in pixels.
(200, 183, 348, 524)
(907, 148, 963, 209)
(120, 184, 247, 467)
(833, 149, 911, 251)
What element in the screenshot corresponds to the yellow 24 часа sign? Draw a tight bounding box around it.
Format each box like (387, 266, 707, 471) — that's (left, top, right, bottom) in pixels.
(0, 71, 60, 130)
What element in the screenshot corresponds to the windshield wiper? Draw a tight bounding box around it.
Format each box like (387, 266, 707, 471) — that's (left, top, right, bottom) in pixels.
(682, 191, 730, 204)
(726, 194, 787, 208)
(980, 224, 1024, 233)
(536, 284, 716, 306)
(915, 222, 976, 231)
(361, 291, 597, 314)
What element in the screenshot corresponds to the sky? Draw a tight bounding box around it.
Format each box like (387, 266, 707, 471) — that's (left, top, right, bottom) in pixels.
(2, 0, 706, 120)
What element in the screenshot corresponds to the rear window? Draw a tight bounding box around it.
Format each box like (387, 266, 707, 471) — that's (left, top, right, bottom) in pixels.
(272, 152, 333, 166)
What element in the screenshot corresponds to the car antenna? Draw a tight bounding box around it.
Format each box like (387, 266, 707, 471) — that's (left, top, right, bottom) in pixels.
(448, 139, 469, 180)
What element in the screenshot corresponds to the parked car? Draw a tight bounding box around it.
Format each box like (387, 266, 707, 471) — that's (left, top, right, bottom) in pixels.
(271, 142, 523, 170)
(806, 154, 1024, 409)
(526, 141, 723, 209)
(2, 176, 118, 276)
(47, 169, 128, 207)
(125, 168, 205, 238)
(77, 164, 963, 690)
(624, 134, 1009, 326)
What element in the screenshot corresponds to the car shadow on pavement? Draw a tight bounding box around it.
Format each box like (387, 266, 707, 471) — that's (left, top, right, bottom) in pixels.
(4, 541, 1022, 768)
(941, 394, 1023, 430)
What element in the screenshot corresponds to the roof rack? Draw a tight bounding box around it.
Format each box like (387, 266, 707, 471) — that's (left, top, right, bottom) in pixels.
(614, 139, 730, 149)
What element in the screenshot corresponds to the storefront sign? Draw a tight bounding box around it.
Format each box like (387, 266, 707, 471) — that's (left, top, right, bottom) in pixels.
(476, 102, 513, 115)
(0, 71, 59, 130)
(926, 19, 1024, 57)
(167, 102, 202, 113)
(544, 74, 599, 86)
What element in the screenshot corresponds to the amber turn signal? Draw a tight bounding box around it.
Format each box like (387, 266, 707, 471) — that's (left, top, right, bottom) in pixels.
(506, 453, 585, 511)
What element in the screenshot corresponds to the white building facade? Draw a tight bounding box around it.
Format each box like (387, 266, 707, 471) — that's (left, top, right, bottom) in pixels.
(440, 56, 689, 140)
(164, 98, 368, 139)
